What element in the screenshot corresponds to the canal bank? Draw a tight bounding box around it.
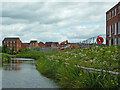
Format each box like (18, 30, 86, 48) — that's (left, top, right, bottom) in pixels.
(2, 58, 58, 88)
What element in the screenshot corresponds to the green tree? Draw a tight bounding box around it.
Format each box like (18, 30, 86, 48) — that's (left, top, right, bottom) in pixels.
(2, 45, 10, 53)
(11, 46, 15, 55)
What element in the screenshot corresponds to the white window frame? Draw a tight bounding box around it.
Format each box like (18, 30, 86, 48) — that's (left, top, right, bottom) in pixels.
(115, 23, 117, 35)
(112, 24, 114, 33)
(118, 21, 120, 34)
(112, 10, 114, 17)
(118, 38, 120, 45)
(118, 5, 120, 14)
(107, 26, 109, 35)
(109, 25, 111, 37)
(115, 8, 116, 16)
(109, 12, 111, 19)
(115, 38, 117, 45)
(109, 39, 111, 46)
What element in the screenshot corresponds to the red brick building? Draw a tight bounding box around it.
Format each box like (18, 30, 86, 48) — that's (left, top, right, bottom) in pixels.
(106, 2, 120, 46)
(45, 42, 59, 48)
(21, 43, 29, 49)
(2, 37, 22, 51)
(38, 42, 46, 48)
(30, 40, 38, 50)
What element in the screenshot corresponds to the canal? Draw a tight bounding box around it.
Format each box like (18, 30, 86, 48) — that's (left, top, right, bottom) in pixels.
(2, 58, 58, 88)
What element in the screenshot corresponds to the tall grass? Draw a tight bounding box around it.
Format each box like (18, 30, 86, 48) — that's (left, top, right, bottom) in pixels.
(15, 46, 120, 88)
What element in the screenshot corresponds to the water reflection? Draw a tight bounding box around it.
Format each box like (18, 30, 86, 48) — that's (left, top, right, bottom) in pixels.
(2, 58, 58, 88)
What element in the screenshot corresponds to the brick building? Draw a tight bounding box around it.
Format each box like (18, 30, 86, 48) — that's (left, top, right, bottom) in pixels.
(106, 2, 120, 46)
(21, 43, 29, 49)
(45, 42, 59, 48)
(38, 42, 46, 48)
(30, 40, 38, 49)
(2, 37, 22, 51)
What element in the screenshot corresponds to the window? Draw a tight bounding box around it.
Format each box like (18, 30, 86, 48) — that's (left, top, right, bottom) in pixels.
(109, 25, 111, 37)
(112, 24, 114, 33)
(118, 38, 120, 45)
(4, 41, 5, 43)
(10, 41, 12, 43)
(109, 12, 111, 19)
(107, 14, 109, 20)
(112, 10, 114, 17)
(118, 21, 120, 34)
(115, 8, 116, 16)
(7, 41, 9, 43)
(33, 43, 34, 45)
(109, 39, 111, 46)
(118, 5, 120, 13)
(13, 41, 15, 43)
(19, 45, 21, 47)
(17, 45, 18, 47)
(115, 23, 117, 35)
(11, 44, 12, 47)
(107, 26, 109, 35)
(115, 38, 117, 45)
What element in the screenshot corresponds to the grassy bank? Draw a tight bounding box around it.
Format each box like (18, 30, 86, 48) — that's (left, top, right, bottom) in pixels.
(16, 46, 120, 88)
(0, 53, 11, 63)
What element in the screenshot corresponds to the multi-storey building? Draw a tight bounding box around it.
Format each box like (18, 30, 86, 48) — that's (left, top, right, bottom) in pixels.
(106, 2, 120, 46)
(2, 37, 22, 51)
(30, 40, 38, 50)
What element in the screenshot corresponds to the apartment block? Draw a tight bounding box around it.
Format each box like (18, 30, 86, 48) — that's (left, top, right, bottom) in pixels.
(106, 2, 120, 46)
(2, 37, 22, 51)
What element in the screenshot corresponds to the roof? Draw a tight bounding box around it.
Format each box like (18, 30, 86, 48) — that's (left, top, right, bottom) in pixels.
(45, 42, 53, 45)
(3, 37, 20, 41)
(22, 43, 30, 46)
(30, 40, 38, 43)
(106, 2, 120, 13)
(39, 42, 44, 44)
(53, 42, 59, 45)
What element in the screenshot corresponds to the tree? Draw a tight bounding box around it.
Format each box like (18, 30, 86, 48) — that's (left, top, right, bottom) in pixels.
(2, 45, 10, 53)
(11, 46, 15, 55)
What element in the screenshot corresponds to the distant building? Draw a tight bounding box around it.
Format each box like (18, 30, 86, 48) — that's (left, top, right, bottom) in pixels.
(38, 42, 46, 48)
(2, 37, 22, 51)
(30, 40, 38, 49)
(45, 42, 59, 48)
(21, 43, 29, 49)
(106, 2, 120, 46)
(51, 42, 59, 47)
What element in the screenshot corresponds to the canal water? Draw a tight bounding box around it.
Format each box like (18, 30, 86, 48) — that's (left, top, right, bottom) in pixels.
(2, 58, 58, 88)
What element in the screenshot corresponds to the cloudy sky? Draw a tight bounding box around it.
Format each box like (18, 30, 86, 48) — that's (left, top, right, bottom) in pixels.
(0, 1, 118, 45)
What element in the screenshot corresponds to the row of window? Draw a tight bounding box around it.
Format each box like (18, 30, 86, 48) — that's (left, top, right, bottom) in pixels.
(7, 44, 21, 47)
(107, 5, 120, 21)
(30, 43, 35, 45)
(107, 22, 120, 37)
(107, 8, 116, 20)
(4, 41, 16, 43)
(109, 37, 120, 46)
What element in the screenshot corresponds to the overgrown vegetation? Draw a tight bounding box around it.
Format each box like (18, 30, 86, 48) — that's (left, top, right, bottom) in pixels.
(16, 45, 120, 88)
(2, 45, 17, 55)
(0, 53, 11, 63)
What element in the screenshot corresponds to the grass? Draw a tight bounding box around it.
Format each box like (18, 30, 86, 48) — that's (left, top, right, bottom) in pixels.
(15, 45, 120, 88)
(0, 53, 11, 64)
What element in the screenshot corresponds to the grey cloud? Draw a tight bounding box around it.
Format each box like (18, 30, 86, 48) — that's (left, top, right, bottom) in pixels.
(1, 2, 117, 45)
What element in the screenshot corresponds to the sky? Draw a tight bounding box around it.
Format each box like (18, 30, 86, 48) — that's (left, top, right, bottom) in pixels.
(0, 1, 118, 45)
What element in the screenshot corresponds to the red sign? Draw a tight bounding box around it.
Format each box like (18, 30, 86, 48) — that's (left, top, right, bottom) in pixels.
(96, 37, 104, 44)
